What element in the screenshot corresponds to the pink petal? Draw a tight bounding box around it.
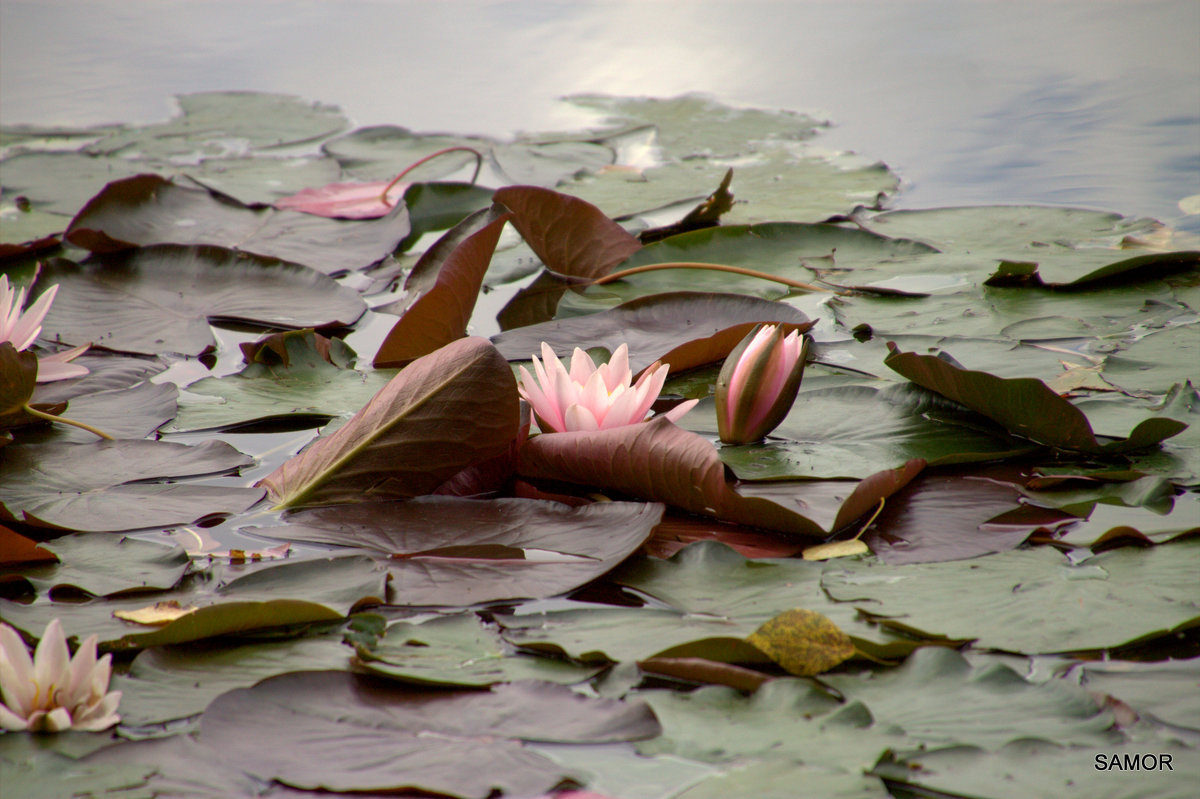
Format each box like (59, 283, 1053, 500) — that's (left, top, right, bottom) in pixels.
(564, 403, 600, 431)
(2, 280, 58, 351)
(71, 690, 121, 732)
(599, 343, 631, 392)
(0, 701, 30, 730)
(31, 619, 69, 707)
(662, 398, 699, 424)
(0, 623, 36, 717)
(517, 365, 562, 433)
(567, 346, 599, 386)
(36, 344, 90, 382)
(274, 180, 408, 219)
(602, 384, 646, 427)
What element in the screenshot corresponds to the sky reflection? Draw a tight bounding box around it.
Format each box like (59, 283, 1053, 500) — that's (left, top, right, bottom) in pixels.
(1, 0, 1197, 230)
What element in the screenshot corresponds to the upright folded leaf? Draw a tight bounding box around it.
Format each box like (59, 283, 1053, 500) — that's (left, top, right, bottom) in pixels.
(259, 337, 520, 508)
(373, 205, 512, 367)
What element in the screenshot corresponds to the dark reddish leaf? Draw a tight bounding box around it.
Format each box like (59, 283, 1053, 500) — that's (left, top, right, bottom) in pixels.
(259, 337, 520, 508)
(518, 417, 905, 537)
(884, 344, 1187, 454)
(646, 512, 804, 559)
(0, 524, 58, 567)
(373, 206, 512, 367)
(493, 291, 813, 377)
(862, 466, 1079, 564)
(493, 185, 641, 278)
(0, 344, 41, 429)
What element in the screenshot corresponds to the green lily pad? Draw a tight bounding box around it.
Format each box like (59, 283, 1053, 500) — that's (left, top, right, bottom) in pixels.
(65, 174, 410, 276)
(884, 345, 1187, 454)
(0, 439, 263, 532)
(15, 532, 190, 598)
(87, 91, 349, 160)
(819, 646, 1114, 749)
(710, 382, 1034, 480)
(356, 613, 600, 687)
(498, 607, 767, 665)
(0, 554, 388, 652)
(113, 627, 357, 730)
(569, 222, 935, 310)
(18, 381, 177, 445)
(166, 331, 394, 432)
(609, 541, 957, 660)
(874, 739, 1200, 799)
(36, 247, 366, 356)
(1076, 657, 1200, 733)
(820, 538, 1200, 653)
(559, 94, 897, 223)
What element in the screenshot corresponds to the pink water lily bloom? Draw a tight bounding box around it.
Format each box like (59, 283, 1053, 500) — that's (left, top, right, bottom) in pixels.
(0, 619, 122, 732)
(716, 323, 811, 445)
(518, 342, 697, 433)
(0, 275, 88, 382)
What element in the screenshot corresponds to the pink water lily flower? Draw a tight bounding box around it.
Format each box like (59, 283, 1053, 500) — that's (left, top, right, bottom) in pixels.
(518, 342, 697, 433)
(716, 323, 811, 445)
(0, 619, 122, 732)
(1, 275, 88, 382)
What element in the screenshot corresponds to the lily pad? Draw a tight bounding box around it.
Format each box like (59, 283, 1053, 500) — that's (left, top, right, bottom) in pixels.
(0, 554, 388, 652)
(65, 174, 410, 276)
(711, 382, 1036, 480)
(253, 496, 663, 605)
(90, 670, 660, 798)
(820, 538, 1200, 653)
(884, 344, 1187, 454)
(20, 381, 177, 444)
(15, 532, 190, 597)
(608, 541, 955, 660)
(35, 247, 366, 355)
(0, 439, 263, 531)
(113, 627, 357, 730)
(355, 612, 601, 687)
(87, 91, 349, 159)
(166, 331, 394, 432)
(493, 291, 813, 377)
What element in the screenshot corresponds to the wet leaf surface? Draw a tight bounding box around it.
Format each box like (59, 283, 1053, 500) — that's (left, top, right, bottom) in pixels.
(65, 174, 410, 276)
(254, 496, 662, 605)
(35, 247, 366, 355)
(0, 439, 262, 531)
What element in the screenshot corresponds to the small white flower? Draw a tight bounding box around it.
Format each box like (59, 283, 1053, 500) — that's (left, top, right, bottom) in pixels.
(0, 619, 121, 732)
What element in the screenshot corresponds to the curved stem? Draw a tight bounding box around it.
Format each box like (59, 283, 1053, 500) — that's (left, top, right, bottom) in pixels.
(22, 403, 114, 440)
(379, 146, 485, 208)
(851, 497, 886, 541)
(591, 262, 836, 293)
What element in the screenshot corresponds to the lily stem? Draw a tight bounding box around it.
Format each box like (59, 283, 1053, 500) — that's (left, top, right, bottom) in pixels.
(851, 497, 886, 541)
(590, 262, 836, 293)
(379, 146, 485, 208)
(22, 403, 114, 440)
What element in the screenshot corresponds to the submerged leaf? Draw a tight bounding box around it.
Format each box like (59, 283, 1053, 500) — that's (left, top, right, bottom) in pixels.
(259, 337, 520, 508)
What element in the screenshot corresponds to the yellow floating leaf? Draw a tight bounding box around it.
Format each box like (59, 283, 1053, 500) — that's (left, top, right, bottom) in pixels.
(802, 539, 870, 561)
(113, 600, 198, 627)
(746, 608, 855, 676)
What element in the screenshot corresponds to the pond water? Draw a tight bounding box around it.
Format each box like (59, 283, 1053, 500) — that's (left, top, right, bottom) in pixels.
(2, 0, 1198, 232)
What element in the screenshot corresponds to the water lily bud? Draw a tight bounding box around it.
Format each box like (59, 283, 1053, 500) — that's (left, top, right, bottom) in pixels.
(715, 323, 811, 445)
